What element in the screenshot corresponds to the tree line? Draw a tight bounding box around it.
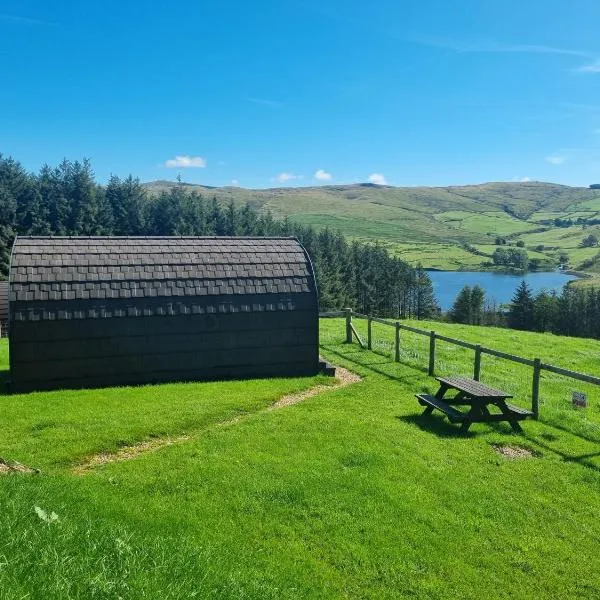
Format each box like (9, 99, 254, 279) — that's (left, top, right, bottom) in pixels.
(491, 246, 529, 269)
(0, 153, 439, 319)
(449, 280, 600, 340)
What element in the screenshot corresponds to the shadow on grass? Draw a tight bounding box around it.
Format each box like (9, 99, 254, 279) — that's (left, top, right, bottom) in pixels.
(537, 417, 600, 446)
(398, 413, 522, 439)
(321, 345, 427, 384)
(368, 347, 429, 376)
(397, 413, 473, 439)
(522, 434, 600, 472)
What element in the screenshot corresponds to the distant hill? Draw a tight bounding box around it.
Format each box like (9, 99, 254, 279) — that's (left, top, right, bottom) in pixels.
(143, 180, 600, 273)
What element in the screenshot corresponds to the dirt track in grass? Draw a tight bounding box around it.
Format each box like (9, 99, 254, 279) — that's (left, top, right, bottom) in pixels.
(0, 457, 39, 475)
(72, 366, 361, 474)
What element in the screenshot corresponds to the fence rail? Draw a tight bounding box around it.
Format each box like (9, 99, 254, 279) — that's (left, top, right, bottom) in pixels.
(319, 308, 600, 419)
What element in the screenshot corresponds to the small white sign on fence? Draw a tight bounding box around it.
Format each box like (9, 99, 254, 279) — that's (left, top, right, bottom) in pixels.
(572, 391, 587, 408)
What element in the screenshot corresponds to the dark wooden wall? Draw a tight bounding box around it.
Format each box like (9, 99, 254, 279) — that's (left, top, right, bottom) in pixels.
(10, 294, 318, 392)
(10, 296, 318, 392)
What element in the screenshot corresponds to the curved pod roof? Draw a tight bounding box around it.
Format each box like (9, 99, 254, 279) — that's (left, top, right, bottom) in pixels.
(9, 236, 317, 322)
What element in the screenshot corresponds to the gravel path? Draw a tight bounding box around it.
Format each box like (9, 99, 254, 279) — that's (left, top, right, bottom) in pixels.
(268, 366, 361, 410)
(0, 457, 38, 475)
(73, 364, 361, 473)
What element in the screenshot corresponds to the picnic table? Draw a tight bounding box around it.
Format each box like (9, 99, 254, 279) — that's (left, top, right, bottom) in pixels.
(416, 376, 532, 433)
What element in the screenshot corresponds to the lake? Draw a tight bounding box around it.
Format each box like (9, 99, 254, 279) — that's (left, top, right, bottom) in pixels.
(427, 271, 579, 311)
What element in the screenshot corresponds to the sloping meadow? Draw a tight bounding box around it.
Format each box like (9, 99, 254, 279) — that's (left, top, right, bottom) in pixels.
(1, 324, 600, 598)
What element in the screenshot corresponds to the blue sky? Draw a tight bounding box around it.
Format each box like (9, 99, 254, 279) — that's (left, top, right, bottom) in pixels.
(1, 0, 600, 188)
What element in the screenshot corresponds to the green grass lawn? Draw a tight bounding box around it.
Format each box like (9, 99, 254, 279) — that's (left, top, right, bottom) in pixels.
(2, 323, 600, 599)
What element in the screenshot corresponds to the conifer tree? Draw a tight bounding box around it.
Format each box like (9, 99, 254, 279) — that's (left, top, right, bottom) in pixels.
(38, 164, 69, 235)
(0, 187, 15, 277)
(225, 200, 240, 236)
(450, 285, 473, 324)
(508, 280, 534, 330)
(413, 266, 439, 319)
(532, 289, 558, 332)
(470, 285, 485, 325)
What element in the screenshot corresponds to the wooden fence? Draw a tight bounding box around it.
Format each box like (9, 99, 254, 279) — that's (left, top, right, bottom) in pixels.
(320, 308, 600, 419)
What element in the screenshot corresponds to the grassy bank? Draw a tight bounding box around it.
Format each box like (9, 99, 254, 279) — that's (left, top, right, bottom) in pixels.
(1, 323, 600, 598)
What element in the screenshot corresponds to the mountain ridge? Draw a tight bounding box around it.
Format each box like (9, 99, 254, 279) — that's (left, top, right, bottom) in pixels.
(142, 180, 600, 273)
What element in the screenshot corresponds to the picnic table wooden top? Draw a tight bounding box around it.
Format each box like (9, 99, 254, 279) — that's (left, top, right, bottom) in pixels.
(435, 376, 513, 400)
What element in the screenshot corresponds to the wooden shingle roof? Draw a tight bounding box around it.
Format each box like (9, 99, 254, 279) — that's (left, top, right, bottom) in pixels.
(10, 237, 316, 322)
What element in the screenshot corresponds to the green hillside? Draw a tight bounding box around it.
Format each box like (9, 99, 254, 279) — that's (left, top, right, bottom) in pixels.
(144, 180, 600, 278)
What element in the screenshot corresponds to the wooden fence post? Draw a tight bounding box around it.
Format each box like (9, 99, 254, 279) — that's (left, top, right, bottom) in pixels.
(344, 308, 353, 344)
(367, 317, 372, 350)
(395, 322, 400, 362)
(532, 358, 541, 419)
(428, 331, 436, 376)
(474, 345, 482, 381)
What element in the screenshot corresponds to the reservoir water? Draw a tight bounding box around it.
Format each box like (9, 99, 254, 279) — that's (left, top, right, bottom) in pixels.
(427, 271, 578, 311)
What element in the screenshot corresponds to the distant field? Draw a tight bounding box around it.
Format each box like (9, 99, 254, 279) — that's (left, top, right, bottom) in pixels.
(373, 242, 486, 270)
(530, 210, 600, 223)
(518, 224, 600, 269)
(434, 211, 537, 236)
(568, 197, 600, 211)
(519, 224, 600, 247)
(289, 212, 430, 242)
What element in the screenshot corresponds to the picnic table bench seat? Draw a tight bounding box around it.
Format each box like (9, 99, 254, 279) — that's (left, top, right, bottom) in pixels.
(416, 394, 466, 422)
(504, 403, 534, 418)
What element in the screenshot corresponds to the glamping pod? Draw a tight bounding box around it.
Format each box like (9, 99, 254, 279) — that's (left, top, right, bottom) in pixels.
(9, 236, 319, 392)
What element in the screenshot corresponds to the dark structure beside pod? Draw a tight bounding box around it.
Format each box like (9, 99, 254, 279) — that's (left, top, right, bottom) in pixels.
(0, 281, 8, 337)
(9, 237, 319, 392)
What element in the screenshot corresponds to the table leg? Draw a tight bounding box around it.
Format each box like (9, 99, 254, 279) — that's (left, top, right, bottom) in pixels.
(460, 401, 483, 433)
(435, 383, 449, 400)
(509, 421, 523, 433)
(497, 401, 523, 433)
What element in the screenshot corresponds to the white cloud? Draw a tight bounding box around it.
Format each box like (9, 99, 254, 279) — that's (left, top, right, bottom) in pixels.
(545, 155, 567, 165)
(314, 169, 332, 181)
(575, 60, 600, 73)
(368, 173, 387, 185)
(512, 176, 532, 182)
(164, 155, 207, 168)
(231, 179, 240, 186)
(273, 172, 301, 183)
